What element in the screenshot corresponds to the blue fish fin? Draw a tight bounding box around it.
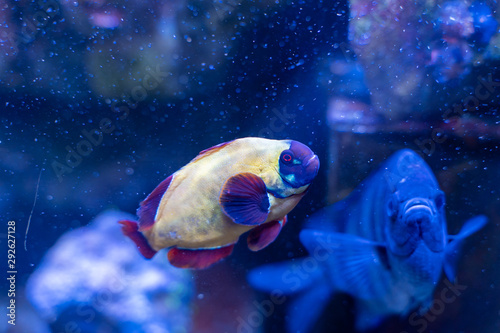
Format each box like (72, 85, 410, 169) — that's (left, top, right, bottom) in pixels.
(219, 173, 270, 226)
(248, 258, 323, 294)
(137, 174, 173, 231)
(247, 216, 286, 251)
(286, 279, 332, 333)
(355, 302, 386, 331)
(300, 230, 387, 300)
(444, 215, 488, 281)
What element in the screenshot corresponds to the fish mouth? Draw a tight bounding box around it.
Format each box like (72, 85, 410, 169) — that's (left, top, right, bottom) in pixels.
(403, 199, 445, 253)
(302, 154, 320, 181)
(402, 199, 435, 235)
(405, 204, 433, 217)
(403, 199, 434, 218)
(305, 154, 319, 167)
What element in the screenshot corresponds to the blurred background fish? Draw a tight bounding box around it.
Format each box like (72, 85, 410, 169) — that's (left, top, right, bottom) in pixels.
(248, 149, 488, 332)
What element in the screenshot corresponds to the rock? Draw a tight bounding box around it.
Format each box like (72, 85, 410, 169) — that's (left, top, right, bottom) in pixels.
(26, 210, 193, 333)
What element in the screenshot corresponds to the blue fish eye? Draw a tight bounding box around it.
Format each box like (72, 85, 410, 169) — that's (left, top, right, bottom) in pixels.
(435, 191, 445, 210)
(387, 193, 400, 219)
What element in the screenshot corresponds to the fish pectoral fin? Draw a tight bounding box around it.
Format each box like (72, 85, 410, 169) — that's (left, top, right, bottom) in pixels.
(447, 215, 488, 242)
(247, 216, 287, 252)
(118, 220, 157, 259)
(299, 230, 387, 300)
(219, 172, 270, 226)
(444, 215, 488, 281)
(167, 244, 235, 269)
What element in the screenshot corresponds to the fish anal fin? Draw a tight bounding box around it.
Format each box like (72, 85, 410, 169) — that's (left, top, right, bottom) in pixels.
(220, 173, 270, 226)
(137, 175, 173, 231)
(247, 216, 287, 252)
(167, 244, 235, 269)
(119, 220, 157, 259)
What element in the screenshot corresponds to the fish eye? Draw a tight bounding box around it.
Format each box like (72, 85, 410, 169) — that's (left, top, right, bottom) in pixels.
(386, 194, 399, 219)
(280, 150, 294, 164)
(435, 191, 445, 210)
(386, 200, 395, 219)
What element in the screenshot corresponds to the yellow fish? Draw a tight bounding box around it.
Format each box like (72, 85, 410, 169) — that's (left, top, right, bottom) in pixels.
(119, 137, 319, 269)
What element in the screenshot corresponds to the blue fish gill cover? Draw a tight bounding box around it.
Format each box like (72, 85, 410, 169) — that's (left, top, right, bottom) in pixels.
(248, 149, 488, 333)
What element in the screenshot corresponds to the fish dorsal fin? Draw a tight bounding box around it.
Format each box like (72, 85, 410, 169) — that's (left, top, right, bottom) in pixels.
(191, 140, 232, 163)
(137, 175, 173, 231)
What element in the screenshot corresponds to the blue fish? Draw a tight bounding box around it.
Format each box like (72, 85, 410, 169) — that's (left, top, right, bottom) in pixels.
(248, 149, 487, 332)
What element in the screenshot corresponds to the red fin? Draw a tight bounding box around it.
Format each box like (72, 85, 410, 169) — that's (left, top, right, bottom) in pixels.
(119, 220, 157, 259)
(167, 245, 235, 269)
(191, 140, 233, 163)
(247, 216, 287, 252)
(137, 175, 173, 231)
(219, 173, 270, 226)
(281, 215, 288, 227)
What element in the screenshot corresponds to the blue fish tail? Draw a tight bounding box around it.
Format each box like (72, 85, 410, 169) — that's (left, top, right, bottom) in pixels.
(286, 278, 332, 333)
(247, 258, 324, 294)
(444, 215, 488, 281)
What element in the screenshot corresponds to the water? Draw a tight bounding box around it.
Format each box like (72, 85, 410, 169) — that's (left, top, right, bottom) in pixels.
(1, 0, 499, 332)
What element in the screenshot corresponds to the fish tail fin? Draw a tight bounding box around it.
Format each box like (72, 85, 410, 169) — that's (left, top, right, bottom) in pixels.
(287, 278, 332, 333)
(444, 215, 488, 281)
(118, 219, 157, 259)
(248, 258, 325, 294)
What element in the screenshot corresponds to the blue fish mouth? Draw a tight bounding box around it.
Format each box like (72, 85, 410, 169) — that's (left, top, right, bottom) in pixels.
(405, 204, 433, 219)
(401, 199, 445, 253)
(403, 202, 433, 234)
(403, 199, 435, 220)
